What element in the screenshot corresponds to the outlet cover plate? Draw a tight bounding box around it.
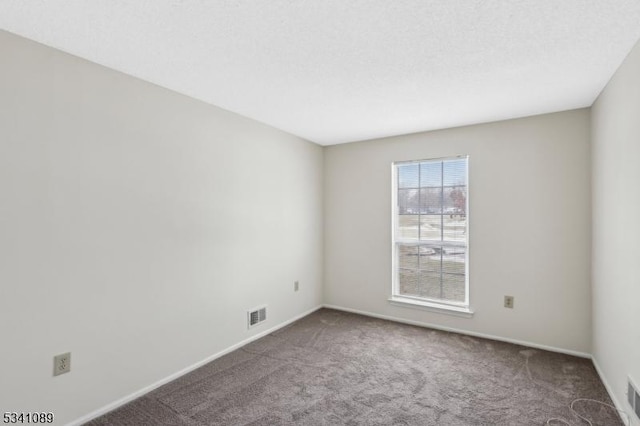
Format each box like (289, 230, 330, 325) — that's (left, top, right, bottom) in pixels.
(504, 296, 514, 309)
(53, 352, 71, 376)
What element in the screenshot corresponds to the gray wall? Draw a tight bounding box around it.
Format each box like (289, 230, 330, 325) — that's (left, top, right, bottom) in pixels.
(592, 38, 640, 425)
(324, 110, 592, 354)
(0, 30, 324, 425)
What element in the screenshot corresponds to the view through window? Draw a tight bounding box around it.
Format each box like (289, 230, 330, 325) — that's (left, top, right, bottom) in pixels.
(393, 156, 469, 308)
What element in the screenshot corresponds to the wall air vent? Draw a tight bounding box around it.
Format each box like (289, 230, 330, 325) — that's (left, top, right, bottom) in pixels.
(247, 306, 267, 329)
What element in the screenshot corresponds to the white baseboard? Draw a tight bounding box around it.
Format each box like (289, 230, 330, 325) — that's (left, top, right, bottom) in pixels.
(67, 305, 323, 426)
(322, 303, 591, 359)
(592, 356, 636, 426)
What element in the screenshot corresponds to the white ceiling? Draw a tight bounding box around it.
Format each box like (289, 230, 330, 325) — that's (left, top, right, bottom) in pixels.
(2, 1, 640, 145)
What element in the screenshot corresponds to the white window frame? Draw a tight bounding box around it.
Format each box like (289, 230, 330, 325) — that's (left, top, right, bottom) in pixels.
(389, 155, 473, 317)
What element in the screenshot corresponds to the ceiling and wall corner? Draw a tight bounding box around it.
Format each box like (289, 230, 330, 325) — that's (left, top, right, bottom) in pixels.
(1, 1, 640, 145)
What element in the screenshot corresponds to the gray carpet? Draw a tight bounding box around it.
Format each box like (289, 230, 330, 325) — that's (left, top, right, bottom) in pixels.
(87, 309, 622, 425)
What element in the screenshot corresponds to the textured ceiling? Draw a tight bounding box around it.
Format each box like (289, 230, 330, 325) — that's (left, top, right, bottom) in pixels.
(2, 1, 640, 145)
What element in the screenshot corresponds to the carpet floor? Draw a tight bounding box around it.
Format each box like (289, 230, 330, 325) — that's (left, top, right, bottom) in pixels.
(87, 308, 622, 425)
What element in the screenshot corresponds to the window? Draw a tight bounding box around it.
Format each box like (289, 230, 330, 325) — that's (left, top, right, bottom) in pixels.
(391, 156, 470, 314)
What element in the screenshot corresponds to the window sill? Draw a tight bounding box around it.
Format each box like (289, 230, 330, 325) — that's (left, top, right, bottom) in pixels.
(388, 297, 474, 318)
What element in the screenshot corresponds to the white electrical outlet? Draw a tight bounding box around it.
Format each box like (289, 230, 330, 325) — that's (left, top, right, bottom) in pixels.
(504, 296, 514, 309)
(294, 281, 299, 292)
(53, 352, 71, 376)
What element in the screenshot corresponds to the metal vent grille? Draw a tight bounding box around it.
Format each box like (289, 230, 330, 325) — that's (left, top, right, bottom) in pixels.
(247, 306, 267, 329)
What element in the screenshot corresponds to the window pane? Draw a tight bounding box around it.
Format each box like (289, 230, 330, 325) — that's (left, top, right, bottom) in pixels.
(397, 214, 419, 240)
(398, 245, 418, 269)
(442, 213, 466, 242)
(419, 187, 442, 214)
(420, 215, 442, 241)
(443, 186, 466, 215)
(398, 268, 421, 297)
(418, 247, 440, 272)
(398, 164, 419, 188)
(421, 271, 444, 300)
(440, 273, 465, 303)
(399, 270, 465, 302)
(442, 248, 465, 276)
(443, 159, 467, 187)
(420, 162, 442, 187)
(398, 188, 419, 214)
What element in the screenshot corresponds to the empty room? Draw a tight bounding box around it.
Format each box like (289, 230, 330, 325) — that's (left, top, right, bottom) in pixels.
(1, 1, 639, 425)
